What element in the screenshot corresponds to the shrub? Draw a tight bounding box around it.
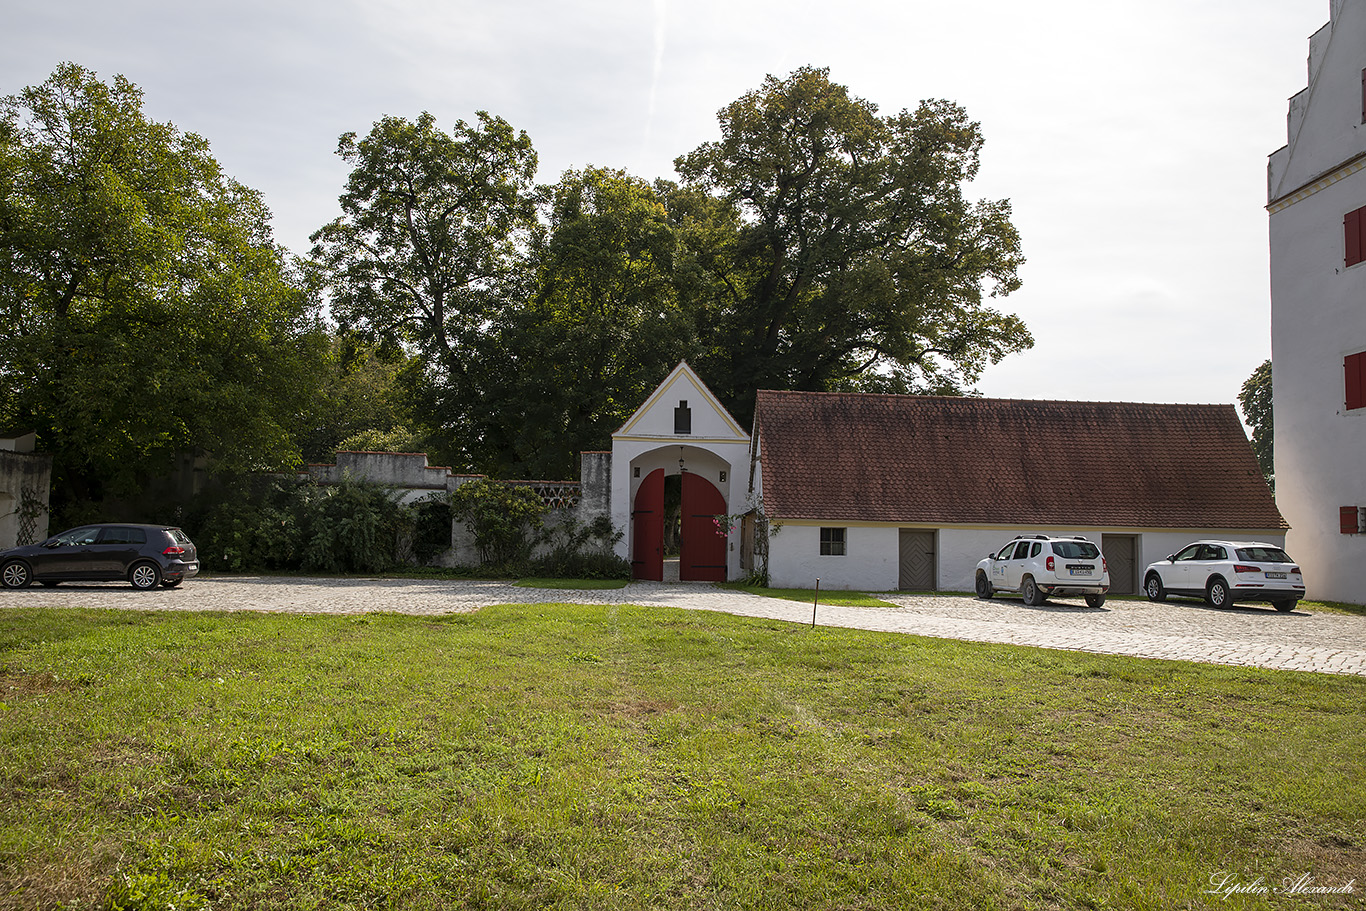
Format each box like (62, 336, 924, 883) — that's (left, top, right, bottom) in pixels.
(450, 478, 545, 566)
(527, 514, 630, 579)
(186, 474, 449, 573)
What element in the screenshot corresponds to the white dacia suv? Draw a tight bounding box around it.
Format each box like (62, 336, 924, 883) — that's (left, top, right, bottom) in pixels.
(975, 535, 1110, 607)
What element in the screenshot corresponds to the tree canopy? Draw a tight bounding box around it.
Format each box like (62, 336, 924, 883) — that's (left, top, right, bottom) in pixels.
(312, 68, 1031, 477)
(674, 66, 1031, 420)
(309, 111, 539, 467)
(0, 63, 329, 515)
(1239, 359, 1273, 490)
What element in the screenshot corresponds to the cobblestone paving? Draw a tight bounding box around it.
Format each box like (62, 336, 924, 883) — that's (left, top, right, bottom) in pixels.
(2, 577, 1364, 677)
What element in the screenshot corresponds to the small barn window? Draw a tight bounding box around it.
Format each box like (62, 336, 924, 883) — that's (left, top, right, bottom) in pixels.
(820, 527, 847, 556)
(674, 400, 692, 434)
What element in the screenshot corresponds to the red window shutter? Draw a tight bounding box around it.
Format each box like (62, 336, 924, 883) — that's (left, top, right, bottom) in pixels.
(1342, 506, 1360, 534)
(1347, 208, 1364, 267)
(1348, 352, 1366, 410)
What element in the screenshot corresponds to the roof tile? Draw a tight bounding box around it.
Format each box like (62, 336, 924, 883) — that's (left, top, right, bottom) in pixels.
(753, 391, 1286, 530)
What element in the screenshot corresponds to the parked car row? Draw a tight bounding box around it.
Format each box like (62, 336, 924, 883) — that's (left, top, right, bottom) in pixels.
(0, 524, 199, 590)
(976, 535, 1304, 611)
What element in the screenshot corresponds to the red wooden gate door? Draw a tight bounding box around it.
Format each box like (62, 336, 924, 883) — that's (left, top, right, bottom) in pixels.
(680, 472, 727, 581)
(631, 468, 664, 581)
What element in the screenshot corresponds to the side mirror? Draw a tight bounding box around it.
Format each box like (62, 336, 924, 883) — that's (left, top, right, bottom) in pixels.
(1166, 554, 1175, 562)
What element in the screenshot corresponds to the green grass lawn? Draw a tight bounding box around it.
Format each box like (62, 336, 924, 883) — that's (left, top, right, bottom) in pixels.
(513, 578, 630, 590)
(1, 605, 1363, 910)
(718, 582, 898, 608)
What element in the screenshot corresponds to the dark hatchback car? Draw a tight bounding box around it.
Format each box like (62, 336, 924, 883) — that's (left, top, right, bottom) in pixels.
(0, 524, 199, 590)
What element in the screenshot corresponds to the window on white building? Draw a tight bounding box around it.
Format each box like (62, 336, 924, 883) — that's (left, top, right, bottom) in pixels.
(1346, 351, 1366, 410)
(819, 527, 847, 556)
(1345, 205, 1366, 267)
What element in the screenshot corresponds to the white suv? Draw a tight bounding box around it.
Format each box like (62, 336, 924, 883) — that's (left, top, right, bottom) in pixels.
(1142, 541, 1304, 612)
(975, 535, 1110, 607)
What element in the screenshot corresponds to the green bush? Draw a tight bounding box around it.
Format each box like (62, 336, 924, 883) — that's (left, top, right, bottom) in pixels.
(186, 475, 448, 574)
(450, 478, 545, 566)
(527, 514, 630, 579)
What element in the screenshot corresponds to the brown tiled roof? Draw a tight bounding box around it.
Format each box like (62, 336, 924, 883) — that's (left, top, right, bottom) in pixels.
(753, 391, 1287, 529)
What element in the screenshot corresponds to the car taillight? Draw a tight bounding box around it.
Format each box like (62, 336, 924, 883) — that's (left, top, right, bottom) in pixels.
(1290, 566, 1301, 575)
(1233, 564, 1259, 574)
(163, 546, 185, 557)
(1102, 557, 1108, 574)
(1046, 556, 1055, 571)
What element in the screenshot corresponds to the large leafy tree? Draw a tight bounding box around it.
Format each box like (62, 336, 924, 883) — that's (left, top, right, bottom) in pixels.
(309, 112, 538, 465)
(1239, 359, 1273, 491)
(0, 64, 328, 512)
(675, 66, 1032, 421)
(472, 168, 701, 477)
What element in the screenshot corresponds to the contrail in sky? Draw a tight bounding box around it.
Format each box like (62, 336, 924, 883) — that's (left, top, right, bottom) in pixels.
(643, 0, 667, 169)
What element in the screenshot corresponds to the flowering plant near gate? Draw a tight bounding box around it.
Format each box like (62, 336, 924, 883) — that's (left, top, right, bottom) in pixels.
(712, 513, 743, 538)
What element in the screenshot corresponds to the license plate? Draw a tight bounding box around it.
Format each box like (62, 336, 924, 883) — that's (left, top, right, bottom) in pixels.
(1068, 568, 1090, 577)
(1265, 572, 1287, 580)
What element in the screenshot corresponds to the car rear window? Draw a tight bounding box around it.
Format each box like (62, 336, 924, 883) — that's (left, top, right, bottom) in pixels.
(98, 527, 146, 545)
(1050, 541, 1099, 559)
(1235, 547, 1292, 563)
(169, 528, 192, 545)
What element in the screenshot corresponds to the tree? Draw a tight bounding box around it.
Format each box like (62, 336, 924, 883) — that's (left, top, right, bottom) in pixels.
(309, 112, 538, 466)
(470, 168, 701, 477)
(1239, 359, 1273, 490)
(674, 66, 1031, 421)
(297, 334, 425, 463)
(0, 64, 328, 515)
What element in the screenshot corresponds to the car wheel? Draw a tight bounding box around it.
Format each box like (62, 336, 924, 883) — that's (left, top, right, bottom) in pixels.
(1144, 573, 1166, 602)
(1, 560, 33, 589)
(1021, 576, 1046, 606)
(161, 579, 182, 589)
(1273, 599, 1297, 613)
(975, 572, 994, 600)
(129, 562, 161, 591)
(1084, 593, 1106, 608)
(1206, 577, 1230, 608)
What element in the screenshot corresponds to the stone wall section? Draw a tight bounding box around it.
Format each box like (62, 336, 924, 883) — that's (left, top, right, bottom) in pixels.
(301, 450, 613, 568)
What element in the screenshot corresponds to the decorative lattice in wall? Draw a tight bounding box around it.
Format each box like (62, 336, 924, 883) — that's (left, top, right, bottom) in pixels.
(508, 481, 582, 510)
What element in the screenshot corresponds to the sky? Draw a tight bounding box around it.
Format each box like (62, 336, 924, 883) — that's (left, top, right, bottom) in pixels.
(3, 0, 1331, 411)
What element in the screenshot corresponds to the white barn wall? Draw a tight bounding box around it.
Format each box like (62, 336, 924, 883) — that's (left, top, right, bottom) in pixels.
(767, 524, 1287, 592)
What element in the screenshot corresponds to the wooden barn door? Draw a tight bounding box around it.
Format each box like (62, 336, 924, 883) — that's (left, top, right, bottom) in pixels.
(680, 472, 727, 581)
(898, 529, 936, 590)
(631, 469, 664, 581)
(1101, 534, 1136, 595)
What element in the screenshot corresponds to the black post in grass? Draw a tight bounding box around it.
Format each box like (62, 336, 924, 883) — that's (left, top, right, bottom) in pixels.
(812, 578, 819, 627)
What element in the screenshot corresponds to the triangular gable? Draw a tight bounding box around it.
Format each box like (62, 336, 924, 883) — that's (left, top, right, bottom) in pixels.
(1268, 1, 1366, 204)
(615, 362, 749, 441)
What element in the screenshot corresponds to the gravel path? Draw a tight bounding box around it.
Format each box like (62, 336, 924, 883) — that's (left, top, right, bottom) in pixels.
(2, 577, 1364, 677)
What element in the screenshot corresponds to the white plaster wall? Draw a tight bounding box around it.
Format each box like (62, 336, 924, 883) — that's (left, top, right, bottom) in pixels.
(1270, 2, 1366, 602)
(768, 525, 1287, 593)
(768, 525, 902, 591)
(1272, 167, 1366, 602)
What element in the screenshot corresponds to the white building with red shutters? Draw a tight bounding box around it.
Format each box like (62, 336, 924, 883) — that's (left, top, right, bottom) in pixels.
(1268, 0, 1366, 602)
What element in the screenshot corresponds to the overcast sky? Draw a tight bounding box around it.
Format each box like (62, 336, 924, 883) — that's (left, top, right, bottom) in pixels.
(4, 0, 1329, 410)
